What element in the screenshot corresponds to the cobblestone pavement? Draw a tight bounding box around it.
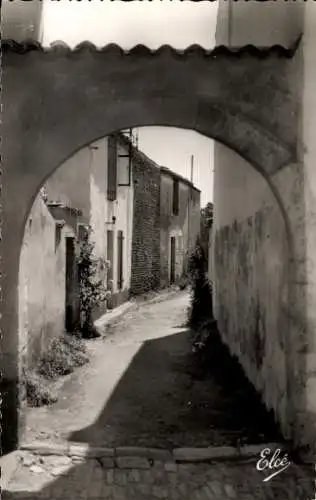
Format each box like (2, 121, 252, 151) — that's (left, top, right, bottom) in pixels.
(3, 451, 314, 500)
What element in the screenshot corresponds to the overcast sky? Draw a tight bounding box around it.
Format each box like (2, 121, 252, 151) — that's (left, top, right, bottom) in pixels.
(41, 0, 218, 205)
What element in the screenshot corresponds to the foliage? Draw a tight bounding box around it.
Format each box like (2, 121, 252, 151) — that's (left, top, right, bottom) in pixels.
(76, 227, 111, 338)
(38, 333, 89, 381)
(176, 273, 189, 290)
(200, 202, 214, 264)
(201, 202, 214, 229)
(24, 370, 58, 407)
(187, 240, 214, 329)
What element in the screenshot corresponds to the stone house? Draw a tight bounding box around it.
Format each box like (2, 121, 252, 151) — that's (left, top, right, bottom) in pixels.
(159, 167, 201, 288)
(117, 134, 201, 295)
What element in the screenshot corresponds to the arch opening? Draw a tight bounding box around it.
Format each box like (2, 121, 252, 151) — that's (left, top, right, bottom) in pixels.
(18, 125, 292, 452)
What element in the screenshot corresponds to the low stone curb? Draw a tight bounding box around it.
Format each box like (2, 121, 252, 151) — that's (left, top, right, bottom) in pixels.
(19, 442, 283, 464)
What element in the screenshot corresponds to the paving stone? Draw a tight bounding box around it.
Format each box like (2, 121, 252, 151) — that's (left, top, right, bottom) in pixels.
(29, 465, 45, 474)
(153, 485, 169, 498)
(112, 485, 126, 499)
(136, 483, 151, 496)
(42, 455, 72, 468)
(116, 447, 150, 457)
(147, 449, 173, 461)
(114, 470, 127, 486)
(100, 485, 112, 498)
(202, 485, 215, 499)
(21, 442, 69, 456)
(88, 447, 115, 458)
(164, 462, 177, 473)
(224, 483, 237, 498)
(106, 469, 115, 484)
(116, 457, 150, 469)
(50, 465, 71, 476)
(99, 457, 115, 468)
(21, 454, 37, 467)
(207, 480, 222, 496)
(174, 447, 238, 462)
(127, 469, 141, 483)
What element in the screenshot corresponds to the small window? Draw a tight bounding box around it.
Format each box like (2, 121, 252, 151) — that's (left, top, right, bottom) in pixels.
(107, 135, 117, 201)
(172, 178, 179, 215)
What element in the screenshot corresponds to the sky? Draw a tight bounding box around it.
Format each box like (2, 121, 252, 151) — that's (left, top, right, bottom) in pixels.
(40, 0, 218, 205)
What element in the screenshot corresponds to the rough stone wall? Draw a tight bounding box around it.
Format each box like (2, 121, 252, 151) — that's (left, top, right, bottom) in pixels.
(130, 154, 161, 296)
(212, 143, 290, 437)
(19, 196, 69, 370)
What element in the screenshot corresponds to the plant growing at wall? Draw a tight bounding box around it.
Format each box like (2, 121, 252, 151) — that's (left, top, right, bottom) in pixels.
(76, 227, 110, 338)
(187, 238, 214, 329)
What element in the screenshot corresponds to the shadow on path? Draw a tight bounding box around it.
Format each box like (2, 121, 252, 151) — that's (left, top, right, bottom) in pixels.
(68, 327, 282, 448)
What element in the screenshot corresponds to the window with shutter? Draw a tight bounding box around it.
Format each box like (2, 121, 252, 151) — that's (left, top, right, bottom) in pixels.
(107, 135, 117, 201)
(172, 178, 179, 215)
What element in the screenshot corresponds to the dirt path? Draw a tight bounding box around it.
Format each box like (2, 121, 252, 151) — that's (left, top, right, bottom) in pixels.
(24, 291, 281, 448)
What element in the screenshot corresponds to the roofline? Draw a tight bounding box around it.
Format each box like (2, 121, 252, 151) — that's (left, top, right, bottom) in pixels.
(159, 166, 201, 192)
(116, 132, 201, 192)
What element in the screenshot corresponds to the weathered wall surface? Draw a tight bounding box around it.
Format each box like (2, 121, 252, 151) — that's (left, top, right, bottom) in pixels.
(160, 172, 201, 287)
(2, 0, 43, 42)
(108, 140, 134, 299)
(19, 197, 70, 370)
(46, 136, 134, 310)
(212, 143, 291, 436)
(45, 148, 90, 223)
(293, 3, 316, 449)
(216, 0, 304, 48)
(211, 0, 316, 454)
(130, 152, 161, 295)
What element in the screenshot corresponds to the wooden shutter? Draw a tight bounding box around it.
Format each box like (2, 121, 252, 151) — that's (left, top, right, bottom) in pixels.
(117, 230, 124, 290)
(172, 178, 179, 215)
(107, 135, 117, 201)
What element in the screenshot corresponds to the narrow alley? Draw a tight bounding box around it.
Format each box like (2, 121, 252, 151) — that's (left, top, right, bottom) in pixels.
(3, 292, 314, 499)
(23, 291, 280, 449)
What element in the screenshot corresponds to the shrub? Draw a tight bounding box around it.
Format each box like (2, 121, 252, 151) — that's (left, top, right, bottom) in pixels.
(24, 370, 58, 407)
(176, 273, 189, 290)
(38, 334, 89, 381)
(187, 241, 214, 328)
(76, 228, 111, 338)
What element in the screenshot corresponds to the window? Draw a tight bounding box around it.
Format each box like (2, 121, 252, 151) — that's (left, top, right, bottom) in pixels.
(172, 177, 179, 215)
(107, 135, 117, 201)
(117, 230, 124, 290)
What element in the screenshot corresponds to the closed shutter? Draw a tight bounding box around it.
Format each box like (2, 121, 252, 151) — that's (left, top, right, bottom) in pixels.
(117, 231, 124, 290)
(107, 135, 117, 201)
(172, 178, 179, 215)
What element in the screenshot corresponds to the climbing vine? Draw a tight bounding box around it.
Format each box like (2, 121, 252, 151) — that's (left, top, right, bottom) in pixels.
(76, 227, 111, 338)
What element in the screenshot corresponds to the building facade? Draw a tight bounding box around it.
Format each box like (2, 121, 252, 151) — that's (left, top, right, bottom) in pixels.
(45, 134, 134, 312)
(160, 167, 201, 288)
(19, 194, 82, 370)
(18, 131, 200, 371)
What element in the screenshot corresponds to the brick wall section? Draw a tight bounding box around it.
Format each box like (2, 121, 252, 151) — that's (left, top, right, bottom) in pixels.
(130, 151, 161, 296)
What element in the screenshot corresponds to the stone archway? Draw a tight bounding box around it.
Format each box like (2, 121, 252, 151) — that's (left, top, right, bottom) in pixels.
(2, 41, 302, 452)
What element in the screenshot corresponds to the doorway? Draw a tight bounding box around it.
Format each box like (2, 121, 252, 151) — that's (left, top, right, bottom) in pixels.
(65, 236, 76, 332)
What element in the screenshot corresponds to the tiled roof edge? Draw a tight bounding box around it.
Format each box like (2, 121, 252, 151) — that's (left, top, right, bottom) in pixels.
(1, 37, 302, 58)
